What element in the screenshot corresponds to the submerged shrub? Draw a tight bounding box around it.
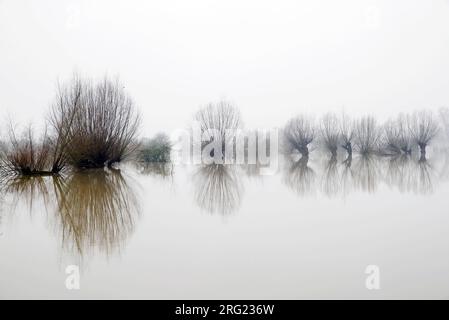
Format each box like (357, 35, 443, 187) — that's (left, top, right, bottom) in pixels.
(0, 125, 60, 176)
(49, 75, 141, 169)
(137, 133, 172, 163)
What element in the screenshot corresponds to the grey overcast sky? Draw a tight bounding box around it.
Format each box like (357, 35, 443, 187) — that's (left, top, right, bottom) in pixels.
(1, 0, 449, 137)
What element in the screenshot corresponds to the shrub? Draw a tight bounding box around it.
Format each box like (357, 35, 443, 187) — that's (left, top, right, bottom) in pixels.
(49, 75, 140, 169)
(137, 133, 172, 163)
(0, 125, 58, 176)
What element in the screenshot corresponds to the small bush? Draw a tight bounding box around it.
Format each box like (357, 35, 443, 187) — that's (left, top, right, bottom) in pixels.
(137, 133, 172, 163)
(0, 126, 59, 176)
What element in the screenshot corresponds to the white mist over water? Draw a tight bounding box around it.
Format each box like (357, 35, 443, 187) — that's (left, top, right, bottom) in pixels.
(1, 0, 449, 137)
(1, 0, 449, 300)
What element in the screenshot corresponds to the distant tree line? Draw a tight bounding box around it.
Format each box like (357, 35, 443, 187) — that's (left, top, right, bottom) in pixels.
(1, 73, 449, 180)
(283, 110, 441, 163)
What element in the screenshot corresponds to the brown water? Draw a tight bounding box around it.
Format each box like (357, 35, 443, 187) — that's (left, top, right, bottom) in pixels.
(1, 154, 449, 299)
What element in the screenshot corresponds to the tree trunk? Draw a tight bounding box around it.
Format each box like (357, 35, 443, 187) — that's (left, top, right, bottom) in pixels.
(419, 143, 427, 162)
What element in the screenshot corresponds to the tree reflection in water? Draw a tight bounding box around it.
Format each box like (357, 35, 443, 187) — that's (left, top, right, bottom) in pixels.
(352, 155, 381, 193)
(0, 168, 139, 257)
(0, 153, 444, 247)
(282, 155, 316, 197)
(52, 169, 139, 256)
(193, 164, 243, 215)
(282, 154, 438, 197)
(135, 162, 174, 180)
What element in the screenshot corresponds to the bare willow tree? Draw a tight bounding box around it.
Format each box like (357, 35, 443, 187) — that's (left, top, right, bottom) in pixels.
(319, 113, 339, 159)
(283, 115, 315, 159)
(382, 114, 412, 156)
(193, 100, 242, 159)
(339, 111, 354, 160)
(49, 75, 141, 169)
(408, 110, 439, 161)
(382, 119, 401, 155)
(354, 116, 380, 155)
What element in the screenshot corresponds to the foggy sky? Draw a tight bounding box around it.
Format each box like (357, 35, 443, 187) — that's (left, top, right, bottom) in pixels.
(1, 0, 449, 137)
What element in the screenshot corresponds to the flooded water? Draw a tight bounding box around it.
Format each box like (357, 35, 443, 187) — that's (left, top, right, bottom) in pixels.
(1, 154, 449, 299)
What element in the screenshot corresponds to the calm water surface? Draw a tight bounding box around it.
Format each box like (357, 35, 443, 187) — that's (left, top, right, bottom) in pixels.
(1, 154, 449, 299)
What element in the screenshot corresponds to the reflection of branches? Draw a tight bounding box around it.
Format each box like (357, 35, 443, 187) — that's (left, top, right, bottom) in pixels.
(136, 162, 174, 180)
(193, 165, 243, 215)
(0, 169, 139, 257)
(412, 160, 435, 194)
(52, 169, 139, 256)
(340, 156, 355, 197)
(320, 157, 340, 197)
(352, 155, 380, 193)
(383, 155, 414, 193)
(381, 155, 435, 194)
(283, 156, 316, 196)
(0, 175, 51, 212)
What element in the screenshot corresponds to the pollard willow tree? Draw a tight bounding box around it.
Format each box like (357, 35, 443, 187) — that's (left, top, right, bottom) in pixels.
(49, 75, 141, 169)
(339, 111, 355, 160)
(193, 100, 242, 161)
(354, 116, 380, 156)
(283, 115, 315, 160)
(382, 114, 412, 156)
(408, 110, 439, 161)
(319, 113, 339, 159)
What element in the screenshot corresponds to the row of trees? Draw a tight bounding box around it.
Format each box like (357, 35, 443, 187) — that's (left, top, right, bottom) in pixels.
(1, 77, 448, 178)
(193, 101, 446, 164)
(284, 111, 441, 162)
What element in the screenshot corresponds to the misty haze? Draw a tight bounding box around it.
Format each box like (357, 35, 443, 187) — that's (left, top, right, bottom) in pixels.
(1, 0, 449, 301)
